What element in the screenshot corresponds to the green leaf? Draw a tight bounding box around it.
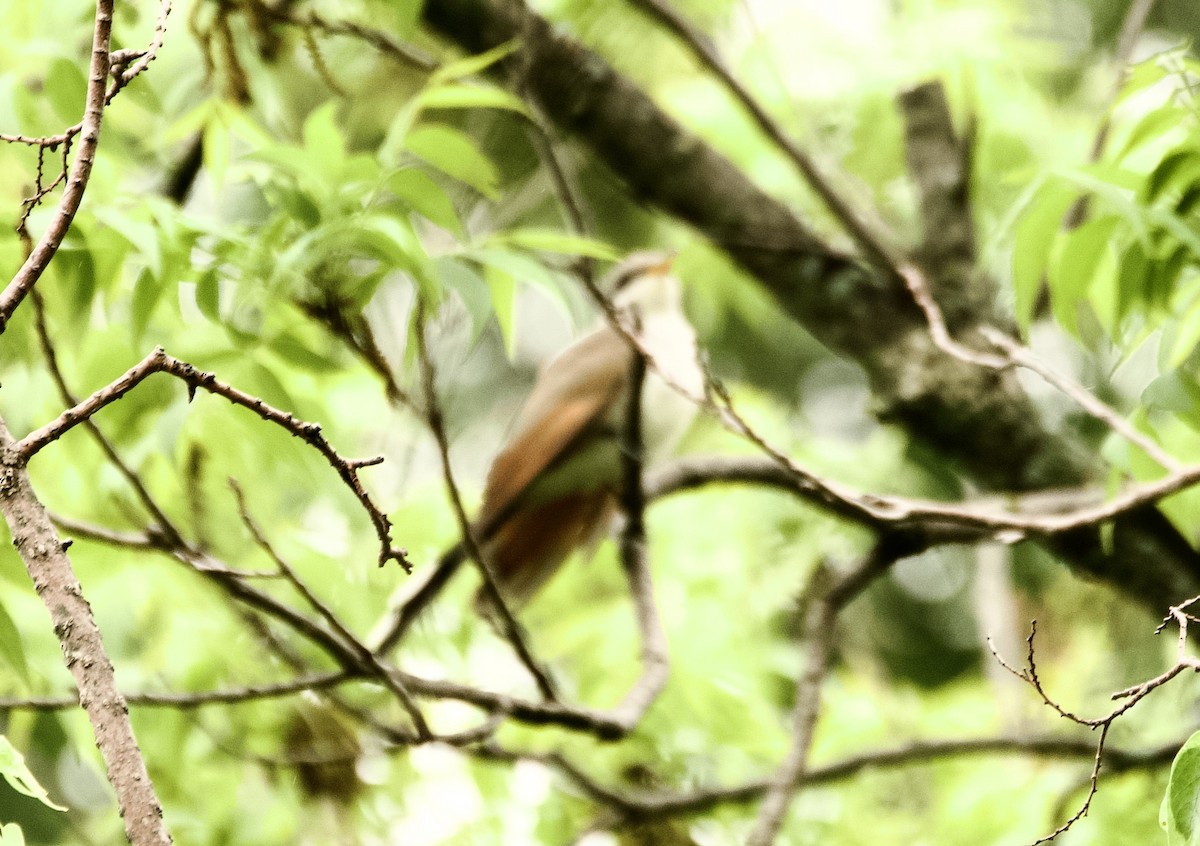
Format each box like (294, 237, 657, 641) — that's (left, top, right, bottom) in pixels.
(1145, 150, 1200, 203)
(468, 246, 573, 324)
(1114, 105, 1187, 163)
(404, 124, 500, 199)
(246, 145, 316, 183)
(1167, 293, 1200, 369)
(242, 361, 300, 415)
(492, 228, 620, 260)
(431, 41, 518, 84)
(1144, 371, 1200, 414)
(195, 269, 221, 323)
(1117, 241, 1151, 321)
(417, 83, 528, 115)
(163, 99, 216, 145)
(436, 255, 493, 344)
(1147, 208, 1200, 260)
(44, 57, 86, 124)
(0, 601, 28, 685)
(358, 214, 441, 303)
(94, 211, 163, 278)
(1112, 53, 1170, 113)
(1162, 731, 1200, 844)
(0, 736, 66, 812)
(1177, 183, 1200, 216)
(302, 102, 347, 176)
(1147, 244, 1189, 313)
(1046, 215, 1119, 336)
(131, 267, 162, 343)
(1056, 169, 1151, 246)
(484, 264, 518, 359)
(203, 115, 230, 192)
(268, 331, 341, 373)
(386, 168, 464, 236)
(55, 247, 96, 324)
(1011, 180, 1077, 329)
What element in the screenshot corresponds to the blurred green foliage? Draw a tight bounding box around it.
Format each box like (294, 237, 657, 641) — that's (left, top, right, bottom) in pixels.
(0, 0, 1198, 843)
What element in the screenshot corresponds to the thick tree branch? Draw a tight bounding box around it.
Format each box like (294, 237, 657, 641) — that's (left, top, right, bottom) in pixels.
(420, 0, 1200, 619)
(0, 417, 171, 846)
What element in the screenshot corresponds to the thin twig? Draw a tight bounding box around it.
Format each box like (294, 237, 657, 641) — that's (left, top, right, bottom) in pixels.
(610, 341, 670, 727)
(625, 0, 902, 275)
(229, 479, 431, 740)
(32, 292, 189, 547)
(981, 326, 1180, 472)
(0, 672, 353, 711)
(747, 544, 902, 845)
(0, 0, 114, 330)
(412, 300, 559, 701)
(898, 267, 1180, 473)
(1064, 0, 1158, 229)
(990, 597, 1200, 843)
(15, 347, 409, 570)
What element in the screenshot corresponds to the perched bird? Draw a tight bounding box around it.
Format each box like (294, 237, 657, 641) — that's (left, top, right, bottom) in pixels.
(379, 251, 702, 645)
(477, 250, 704, 606)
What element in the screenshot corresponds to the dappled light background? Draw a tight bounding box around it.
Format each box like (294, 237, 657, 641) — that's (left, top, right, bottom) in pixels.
(2, 0, 1200, 843)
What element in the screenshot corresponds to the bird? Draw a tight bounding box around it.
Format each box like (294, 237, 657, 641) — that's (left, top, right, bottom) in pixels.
(477, 250, 704, 607)
(377, 250, 703, 647)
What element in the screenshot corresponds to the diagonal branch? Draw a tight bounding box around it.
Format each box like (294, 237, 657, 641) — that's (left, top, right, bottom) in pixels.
(0, 0, 114, 330)
(625, 0, 902, 275)
(412, 301, 560, 702)
(421, 0, 1200, 622)
(747, 541, 908, 845)
(15, 346, 409, 570)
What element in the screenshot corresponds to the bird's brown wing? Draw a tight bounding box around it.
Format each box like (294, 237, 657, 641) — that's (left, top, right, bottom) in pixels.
(479, 327, 632, 532)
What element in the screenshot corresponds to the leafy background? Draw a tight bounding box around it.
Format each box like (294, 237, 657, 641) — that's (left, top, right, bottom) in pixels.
(2, 0, 1200, 843)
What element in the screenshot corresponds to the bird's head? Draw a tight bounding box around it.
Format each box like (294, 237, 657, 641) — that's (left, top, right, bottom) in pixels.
(606, 250, 682, 315)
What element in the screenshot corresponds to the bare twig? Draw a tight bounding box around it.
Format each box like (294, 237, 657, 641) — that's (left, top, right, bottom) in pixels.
(991, 597, 1200, 843)
(296, 299, 415, 414)
(265, 7, 437, 71)
(412, 300, 560, 701)
(624, 0, 902, 275)
(32, 292, 189, 547)
(0, 672, 353, 711)
(747, 543, 903, 845)
(610, 342, 670, 727)
(1063, 0, 1158, 229)
(229, 480, 431, 740)
(115, 0, 173, 87)
(15, 347, 409, 570)
(0, 0, 114, 330)
(542, 733, 1181, 826)
(981, 326, 1180, 472)
(897, 267, 1180, 473)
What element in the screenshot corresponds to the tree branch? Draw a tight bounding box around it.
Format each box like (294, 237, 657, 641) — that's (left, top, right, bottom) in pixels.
(420, 0, 1200, 620)
(0, 417, 172, 846)
(16, 347, 409, 570)
(0, 0, 114, 330)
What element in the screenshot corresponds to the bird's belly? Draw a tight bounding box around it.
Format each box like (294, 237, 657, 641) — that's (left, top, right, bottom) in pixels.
(638, 368, 699, 460)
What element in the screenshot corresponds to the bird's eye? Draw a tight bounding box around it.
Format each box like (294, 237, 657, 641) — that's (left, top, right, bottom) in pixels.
(612, 267, 644, 292)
